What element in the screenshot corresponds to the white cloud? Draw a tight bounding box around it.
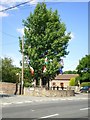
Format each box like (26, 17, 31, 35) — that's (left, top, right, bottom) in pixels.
(2, 54, 22, 68)
(0, 12, 9, 17)
(17, 28, 24, 35)
(0, 0, 25, 4)
(10, 6, 19, 10)
(13, 57, 21, 68)
(70, 32, 75, 40)
(63, 59, 79, 71)
(0, 0, 38, 5)
(0, 5, 9, 17)
(0, 0, 37, 16)
(30, 0, 38, 5)
(0, 5, 5, 11)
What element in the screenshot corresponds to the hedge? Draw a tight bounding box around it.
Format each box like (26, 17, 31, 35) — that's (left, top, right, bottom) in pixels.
(80, 82, 90, 87)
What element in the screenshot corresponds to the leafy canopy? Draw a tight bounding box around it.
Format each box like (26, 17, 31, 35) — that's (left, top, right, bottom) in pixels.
(19, 3, 71, 83)
(76, 55, 90, 83)
(64, 70, 77, 74)
(2, 57, 21, 83)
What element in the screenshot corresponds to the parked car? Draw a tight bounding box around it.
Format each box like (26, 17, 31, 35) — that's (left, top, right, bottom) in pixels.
(80, 86, 90, 93)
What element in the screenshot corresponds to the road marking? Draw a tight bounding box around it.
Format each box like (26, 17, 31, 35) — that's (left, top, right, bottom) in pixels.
(80, 108, 90, 110)
(15, 102, 23, 104)
(40, 113, 59, 118)
(35, 100, 40, 102)
(24, 101, 33, 103)
(67, 98, 73, 100)
(39, 100, 43, 101)
(61, 99, 66, 100)
(2, 103, 12, 105)
(31, 109, 35, 111)
(52, 99, 59, 101)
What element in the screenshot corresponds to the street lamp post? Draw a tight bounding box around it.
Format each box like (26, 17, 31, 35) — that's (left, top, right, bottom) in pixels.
(21, 36, 24, 95)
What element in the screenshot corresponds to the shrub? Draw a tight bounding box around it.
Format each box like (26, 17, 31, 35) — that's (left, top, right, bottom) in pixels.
(24, 82, 33, 87)
(69, 77, 78, 86)
(80, 82, 90, 87)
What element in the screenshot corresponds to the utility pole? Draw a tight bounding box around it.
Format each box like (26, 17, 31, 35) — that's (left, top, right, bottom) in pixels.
(21, 35, 24, 95)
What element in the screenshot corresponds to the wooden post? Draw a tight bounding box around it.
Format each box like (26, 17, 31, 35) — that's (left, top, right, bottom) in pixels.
(34, 79, 36, 87)
(40, 79, 42, 88)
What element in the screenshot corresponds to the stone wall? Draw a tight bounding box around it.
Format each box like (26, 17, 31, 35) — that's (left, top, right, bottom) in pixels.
(24, 87, 75, 97)
(0, 82, 16, 94)
(67, 86, 80, 93)
(0, 82, 75, 97)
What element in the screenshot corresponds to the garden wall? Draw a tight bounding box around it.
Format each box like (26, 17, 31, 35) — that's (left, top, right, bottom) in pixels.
(24, 87, 75, 97)
(0, 82, 75, 97)
(0, 82, 16, 94)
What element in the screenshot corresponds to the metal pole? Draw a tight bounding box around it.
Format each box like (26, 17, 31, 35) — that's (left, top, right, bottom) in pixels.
(21, 36, 24, 95)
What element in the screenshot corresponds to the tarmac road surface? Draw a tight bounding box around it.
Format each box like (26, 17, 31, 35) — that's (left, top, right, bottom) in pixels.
(1, 93, 89, 119)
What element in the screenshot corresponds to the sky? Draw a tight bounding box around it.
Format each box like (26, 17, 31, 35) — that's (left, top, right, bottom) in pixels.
(0, 0, 88, 71)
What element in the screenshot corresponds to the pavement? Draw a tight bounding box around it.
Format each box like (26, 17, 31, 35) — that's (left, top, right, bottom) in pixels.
(0, 93, 89, 106)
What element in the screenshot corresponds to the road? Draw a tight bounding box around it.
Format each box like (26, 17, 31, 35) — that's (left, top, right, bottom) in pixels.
(2, 95, 89, 119)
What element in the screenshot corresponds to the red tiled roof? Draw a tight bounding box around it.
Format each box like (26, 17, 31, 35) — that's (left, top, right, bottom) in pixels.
(54, 74, 79, 80)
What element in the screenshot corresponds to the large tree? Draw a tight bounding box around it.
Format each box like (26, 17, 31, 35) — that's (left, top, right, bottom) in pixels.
(19, 3, 71, 86)
(76, 55, 90, 84)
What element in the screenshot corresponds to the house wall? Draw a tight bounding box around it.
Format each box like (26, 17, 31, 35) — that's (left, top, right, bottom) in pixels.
(50, 80, 70, 88)
(50, 74, 79, 88)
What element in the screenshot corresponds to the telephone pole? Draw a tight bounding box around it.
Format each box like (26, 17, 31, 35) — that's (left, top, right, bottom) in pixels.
(21, 35, 24, 94)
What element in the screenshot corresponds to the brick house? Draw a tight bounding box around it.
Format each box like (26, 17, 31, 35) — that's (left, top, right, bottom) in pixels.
(50, 74, 79, 88)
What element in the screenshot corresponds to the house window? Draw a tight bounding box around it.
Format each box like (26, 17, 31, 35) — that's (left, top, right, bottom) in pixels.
(52, 82, 56, 86)
(60, 82, 64, 90)
(60, 82, 64, 87)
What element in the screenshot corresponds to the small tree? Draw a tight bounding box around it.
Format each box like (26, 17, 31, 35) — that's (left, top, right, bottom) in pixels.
(2, 57, 21, 83)
(69, 78, 78, 86)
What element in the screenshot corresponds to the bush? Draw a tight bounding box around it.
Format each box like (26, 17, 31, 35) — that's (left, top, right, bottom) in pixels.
(69, 77, 78, 86)
(24, 82, 33, 87)
(80, 82, 90, 87)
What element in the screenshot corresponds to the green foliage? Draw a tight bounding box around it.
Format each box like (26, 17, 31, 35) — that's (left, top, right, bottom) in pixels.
(80, 82, 90, 87)
(69, 77, 78, 86)
(23, 68, 34, 85)
(76, 55, 90, 84)
(19, 3, 71, 84)
(24, 81, 33, 87)
(24, 68, 34, 87)
(64, 70, 77, 74)
(2, 57, 21, 83)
